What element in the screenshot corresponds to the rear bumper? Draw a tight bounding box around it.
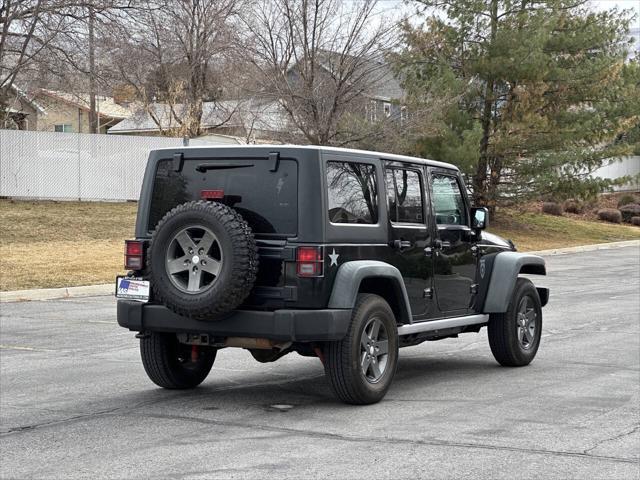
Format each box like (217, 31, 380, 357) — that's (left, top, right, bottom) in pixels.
(117, 300, 352, 342)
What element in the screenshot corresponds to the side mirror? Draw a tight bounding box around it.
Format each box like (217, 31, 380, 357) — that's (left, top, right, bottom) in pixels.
(471, 207, 489, 230)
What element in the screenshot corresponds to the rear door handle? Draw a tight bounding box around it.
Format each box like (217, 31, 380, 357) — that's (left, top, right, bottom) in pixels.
(393, 240, 412, 250)
(434, 239, 451, 249)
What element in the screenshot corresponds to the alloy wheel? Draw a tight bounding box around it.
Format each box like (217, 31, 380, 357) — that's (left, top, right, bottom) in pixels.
(516, 295, 537, 350)
(165, 226, 223, 294)
(360, 317, 389, 383)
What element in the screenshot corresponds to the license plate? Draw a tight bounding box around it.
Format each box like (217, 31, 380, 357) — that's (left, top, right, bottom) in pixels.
(115, 276, 150, 302)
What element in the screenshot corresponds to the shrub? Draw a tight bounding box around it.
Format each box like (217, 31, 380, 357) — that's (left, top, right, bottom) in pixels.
(563, 199, 583, 214)
(597, 208, 622, 223)
(542, 202, 563, 216)
(617, 194, 639, 207)
(631, 216, 640, 226)
(618, 203, 640, 223)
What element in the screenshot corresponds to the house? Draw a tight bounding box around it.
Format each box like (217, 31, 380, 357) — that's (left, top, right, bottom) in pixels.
(285, 50, 406, 123)
(107, 99, 291, 142)
(107, 51, 405, 139)
(1, 85, 46, 130)
(31, 89, 132, 134)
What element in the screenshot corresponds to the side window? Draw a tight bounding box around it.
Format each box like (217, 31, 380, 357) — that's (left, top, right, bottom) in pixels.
(327, 161, 378, 224)
(432, 174, 467, 225)
(385, 168, 424, 224)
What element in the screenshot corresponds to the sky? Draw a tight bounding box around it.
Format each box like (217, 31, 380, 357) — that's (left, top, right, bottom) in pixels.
(373, 0, 640, 55)
(592, 0, 639, 15)
(374, 0, 640, 23)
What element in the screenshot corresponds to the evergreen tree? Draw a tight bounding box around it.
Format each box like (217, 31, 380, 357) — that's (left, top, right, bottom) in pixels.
(394, 0, 640, 208)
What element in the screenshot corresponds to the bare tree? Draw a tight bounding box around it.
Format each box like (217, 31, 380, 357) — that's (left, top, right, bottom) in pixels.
(0, 0, 135, 129)
(240, 0, 397, 145)
(103, 0, 243, 137)
(0, 1, 74, 115)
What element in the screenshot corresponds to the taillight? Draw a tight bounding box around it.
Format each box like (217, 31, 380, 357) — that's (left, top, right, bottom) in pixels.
(201, 189, 224, 200)
(124, 240, 145, 270)
(296, 246, 323, 277)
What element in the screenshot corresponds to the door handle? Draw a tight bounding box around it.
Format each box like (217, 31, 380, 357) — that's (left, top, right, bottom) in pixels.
(434, 239, 451, 250)
(393, 240, 412, 250)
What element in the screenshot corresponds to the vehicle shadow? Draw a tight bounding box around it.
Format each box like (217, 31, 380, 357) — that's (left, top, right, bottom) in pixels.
(115, 353, 504, 415)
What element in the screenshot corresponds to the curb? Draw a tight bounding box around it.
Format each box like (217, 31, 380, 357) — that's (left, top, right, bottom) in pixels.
(1, 240, 638, 304)
(528, 239, 639, 256)
(0, 283, 113, 303)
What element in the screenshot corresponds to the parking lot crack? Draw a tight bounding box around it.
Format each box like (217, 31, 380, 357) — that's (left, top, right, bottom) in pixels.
(131, 412, 638, 465)
(583, 425, 640, 455)
(0, 406, 123, 435)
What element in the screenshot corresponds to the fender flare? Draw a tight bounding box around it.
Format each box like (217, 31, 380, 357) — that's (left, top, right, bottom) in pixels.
(483, 252, 546, 313)
(328, 260, 412, 323)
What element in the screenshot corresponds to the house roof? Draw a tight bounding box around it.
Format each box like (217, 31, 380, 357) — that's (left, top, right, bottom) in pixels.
(308, 50, 404, 101)
(108, 100, 291, 134)
(35, 89, 132, 119)
(366, 63, 404, 101)
(7, 84, 46, 114)
(108, 101, 241, 133)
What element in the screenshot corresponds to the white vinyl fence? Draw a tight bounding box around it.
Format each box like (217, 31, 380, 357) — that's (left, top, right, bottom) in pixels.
(590, 156, 640, 192)
(0, 129, 182, 201)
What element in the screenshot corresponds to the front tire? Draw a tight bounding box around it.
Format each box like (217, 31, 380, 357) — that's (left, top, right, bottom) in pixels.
(140, 332, 216, 389)
(488, 278, 542, 367)
(324, 294, 399, 405)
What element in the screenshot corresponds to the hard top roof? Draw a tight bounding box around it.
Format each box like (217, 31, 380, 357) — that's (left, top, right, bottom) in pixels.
(152, 144, 459, 171)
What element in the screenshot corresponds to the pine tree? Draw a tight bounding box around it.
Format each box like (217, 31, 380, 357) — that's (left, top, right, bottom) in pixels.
(394, 0, 640, 208)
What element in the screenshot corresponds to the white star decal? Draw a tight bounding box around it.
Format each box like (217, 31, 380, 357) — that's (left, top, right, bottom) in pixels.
(328, 248, 340, 267)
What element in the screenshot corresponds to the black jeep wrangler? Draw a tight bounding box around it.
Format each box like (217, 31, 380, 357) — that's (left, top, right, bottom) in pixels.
(117, 145, 549, 404)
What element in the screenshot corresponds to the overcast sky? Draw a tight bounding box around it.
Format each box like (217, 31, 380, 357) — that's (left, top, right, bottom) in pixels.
(375, 0, 639, 52)
(376, 0, 640, 24)
(592, 0, 639, 15)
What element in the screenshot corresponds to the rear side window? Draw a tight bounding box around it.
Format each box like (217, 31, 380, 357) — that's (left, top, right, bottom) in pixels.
(431, 174, 467, 225)
(385, 168, 424, 224)
(326, 161, 378, 224)
(149, 158, 298, 237)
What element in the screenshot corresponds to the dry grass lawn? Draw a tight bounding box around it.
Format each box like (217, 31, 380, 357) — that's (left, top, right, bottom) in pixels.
(0, 199, 638, 291)
(492, 208, 640, 251)
(0, 200, 137, 291)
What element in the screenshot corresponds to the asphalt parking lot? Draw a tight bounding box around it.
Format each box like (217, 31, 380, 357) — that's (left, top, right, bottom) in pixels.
(1, 245, 639, 479)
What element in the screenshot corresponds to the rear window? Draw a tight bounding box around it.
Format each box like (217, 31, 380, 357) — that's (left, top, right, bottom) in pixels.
(326, 161, 378, 224)
(148, 158, 298, 236)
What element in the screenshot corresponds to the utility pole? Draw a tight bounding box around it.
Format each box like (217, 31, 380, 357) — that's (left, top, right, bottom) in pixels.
(88, 4, 97, 134)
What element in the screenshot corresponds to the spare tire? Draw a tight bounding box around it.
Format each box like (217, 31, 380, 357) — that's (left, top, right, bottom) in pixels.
(148, 200, 258, 320)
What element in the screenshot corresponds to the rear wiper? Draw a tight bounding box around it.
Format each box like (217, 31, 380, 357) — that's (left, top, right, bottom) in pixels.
(195, 163, 254, 172)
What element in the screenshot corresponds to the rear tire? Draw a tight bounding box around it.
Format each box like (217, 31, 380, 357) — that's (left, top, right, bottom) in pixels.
(140, 332, 216, 389)
(488, 278, 542, 367)
(324, 294, 399, 405)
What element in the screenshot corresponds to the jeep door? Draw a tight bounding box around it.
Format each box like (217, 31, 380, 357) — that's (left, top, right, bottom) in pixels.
(428, 169, 477, 314)
(383, 161, 435, 319)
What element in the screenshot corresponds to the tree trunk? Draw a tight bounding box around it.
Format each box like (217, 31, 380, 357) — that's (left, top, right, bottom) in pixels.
(88, 6, 98, 134)
(186, 62, 204, 138)
(488, 157, 502, 210)
(473, 0, 499, 210)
